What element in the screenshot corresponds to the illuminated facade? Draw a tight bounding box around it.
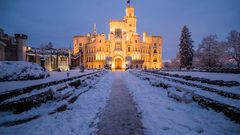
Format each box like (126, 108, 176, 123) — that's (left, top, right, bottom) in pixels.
(73, 2, 162, 69)
(27, 48, 70, 71)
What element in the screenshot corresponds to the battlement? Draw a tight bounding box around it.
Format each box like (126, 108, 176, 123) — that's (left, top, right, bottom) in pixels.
(15, 34, 28, 40)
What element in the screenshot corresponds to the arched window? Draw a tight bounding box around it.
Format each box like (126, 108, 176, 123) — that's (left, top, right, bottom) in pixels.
(154, 49, 157, 53)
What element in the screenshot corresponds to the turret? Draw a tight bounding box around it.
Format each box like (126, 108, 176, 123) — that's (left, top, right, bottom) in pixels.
(14, 34, 28, 61)
(143, 32, 147, 42)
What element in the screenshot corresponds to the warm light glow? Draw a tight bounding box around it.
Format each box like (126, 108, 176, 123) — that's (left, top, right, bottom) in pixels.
(72, 4, 163, 70)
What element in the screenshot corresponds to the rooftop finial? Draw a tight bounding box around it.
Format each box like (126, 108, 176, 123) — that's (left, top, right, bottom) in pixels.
(127, 0, 130, 6)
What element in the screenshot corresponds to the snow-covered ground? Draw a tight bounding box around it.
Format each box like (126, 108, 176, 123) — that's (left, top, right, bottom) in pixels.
(165, 71, 240, 82)
(122, 71, 240, 135)
(0, 61, 48, 81)
(138, 72, 240, 108)
(0, 71, 113, 135)
(0, 71, 239, 135)
(0, 70, 95, 93)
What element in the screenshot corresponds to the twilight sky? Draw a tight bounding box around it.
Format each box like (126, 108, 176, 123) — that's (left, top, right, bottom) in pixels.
(1, 0, 240, 60)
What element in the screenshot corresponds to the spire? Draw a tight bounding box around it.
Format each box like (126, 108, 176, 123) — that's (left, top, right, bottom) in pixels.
(93, 24, 97, 35)
(127, 0, 130, 6)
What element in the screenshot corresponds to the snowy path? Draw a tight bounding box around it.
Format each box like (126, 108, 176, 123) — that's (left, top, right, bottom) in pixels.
(97, 72, 144, 135)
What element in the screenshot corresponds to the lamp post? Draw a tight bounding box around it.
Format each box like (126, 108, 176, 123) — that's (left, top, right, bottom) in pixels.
(79, 50, 84, 72)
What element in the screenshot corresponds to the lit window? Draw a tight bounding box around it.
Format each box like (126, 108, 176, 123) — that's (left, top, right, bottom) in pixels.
(153, 58, 157, 62)
(115, 42, 122, 50)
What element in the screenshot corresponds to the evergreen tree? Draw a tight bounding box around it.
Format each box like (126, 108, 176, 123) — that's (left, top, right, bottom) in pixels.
(179, 25, 194, 69)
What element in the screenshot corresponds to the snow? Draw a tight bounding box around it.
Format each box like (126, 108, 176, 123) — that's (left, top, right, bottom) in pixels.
(0, 71, 239, 135)
(0, 69, 94, 93)
(152, 70, 240, 95)
(0, 71, 113, 135)
(0, 61, 48, 81)
(122, 71, 240, 135)
(139, 72, 240, 108)
(165, 71, 240, 82)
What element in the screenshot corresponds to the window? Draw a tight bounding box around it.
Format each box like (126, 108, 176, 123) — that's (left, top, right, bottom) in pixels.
(129, 24, 132, 27)
(128, 47, 130, 52)
(115, 42, 122, 50)
(135, 40, 138, 43)
(153, 58, 157, 62)
(79, 43, 82, 47)
(154, 49, 157, 53)
(99, 40, 101, 43)
(115, 29, 122, 38)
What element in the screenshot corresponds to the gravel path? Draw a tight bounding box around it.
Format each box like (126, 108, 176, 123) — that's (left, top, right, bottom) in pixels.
(97, 72, 144, 135)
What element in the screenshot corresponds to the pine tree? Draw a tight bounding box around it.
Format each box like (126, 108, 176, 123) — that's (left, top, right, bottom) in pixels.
(179, 25, 194, 69)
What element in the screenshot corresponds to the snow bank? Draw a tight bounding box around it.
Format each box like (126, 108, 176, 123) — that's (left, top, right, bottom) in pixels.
(165, 71, 240, 82)
(0, 61, 49, 81)
(0, 70, 94, 93)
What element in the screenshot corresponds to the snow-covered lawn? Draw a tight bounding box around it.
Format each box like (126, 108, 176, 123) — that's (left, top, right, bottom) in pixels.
(0, 70, 94, 93)
(165, 71, 240, 82)
(138, 71, 240, 108)
(0, 72, 113, 135)
(122, 71, 240, 135)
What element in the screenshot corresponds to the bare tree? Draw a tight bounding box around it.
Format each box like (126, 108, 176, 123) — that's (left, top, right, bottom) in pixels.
(170, 53, 181, 69)
(226, 30, 240, 67)
(197, 35, 221, 67)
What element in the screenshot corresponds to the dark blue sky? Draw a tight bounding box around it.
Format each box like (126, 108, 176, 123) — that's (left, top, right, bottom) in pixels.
(1, 0, 240, 60)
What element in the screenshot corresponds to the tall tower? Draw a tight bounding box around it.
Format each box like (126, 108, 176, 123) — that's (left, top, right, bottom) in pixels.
(124, 0, 137, 37)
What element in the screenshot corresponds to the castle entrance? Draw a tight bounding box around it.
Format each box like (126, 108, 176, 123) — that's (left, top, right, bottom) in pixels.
(115, 58, 122, 69)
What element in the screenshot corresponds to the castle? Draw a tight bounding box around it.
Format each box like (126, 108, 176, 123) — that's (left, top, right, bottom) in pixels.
(0, 28, 27, 61)
(72, 1, 162, 70)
